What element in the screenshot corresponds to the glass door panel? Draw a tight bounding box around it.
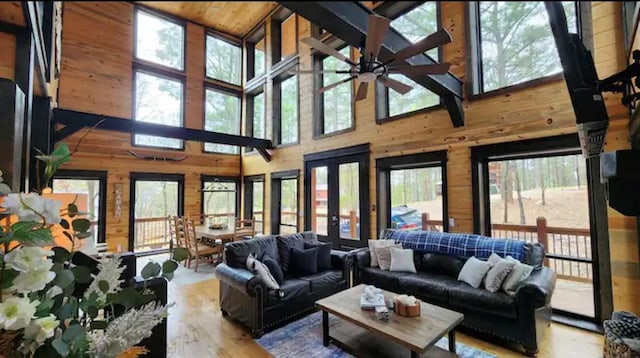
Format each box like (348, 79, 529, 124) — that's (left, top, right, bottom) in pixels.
(202, 180, 236, 228)
(389, 167, 444, 231)
(338, 163, 360, 240)
(52, 178, 102, 244)
(280, 178, 298, 234)
(133, 180, 179, 253)
(252, 181, 264, 234)
(311, 166, 329, 237)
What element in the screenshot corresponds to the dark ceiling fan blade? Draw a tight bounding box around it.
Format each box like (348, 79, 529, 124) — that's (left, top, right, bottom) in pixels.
(289, 69, 354, 75)
(388, 63, 451, 75)
(300, 37, 358, 67)
(355, 82, 369, 101)
(389, 28, 452, 64)
(364, 14, 390, 61)
(378, 76, 413, 95)
(316, 75, 357, 94)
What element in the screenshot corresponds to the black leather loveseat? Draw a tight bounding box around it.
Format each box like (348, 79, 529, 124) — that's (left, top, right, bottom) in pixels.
(215, 232, 351, 337)
(352, 229, 556, 356)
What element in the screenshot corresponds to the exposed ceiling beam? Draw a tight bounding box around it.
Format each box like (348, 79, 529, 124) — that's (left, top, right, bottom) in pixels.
(278, 1, 464, 127)
(52, 108, 273, 162)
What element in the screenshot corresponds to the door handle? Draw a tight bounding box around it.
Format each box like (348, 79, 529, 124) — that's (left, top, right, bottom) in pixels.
(331, 214, 339, 226)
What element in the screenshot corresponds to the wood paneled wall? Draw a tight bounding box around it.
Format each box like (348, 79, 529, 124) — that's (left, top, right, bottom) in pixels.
(57, 2, 240, 251)
(241, 2, 639, 314)
(0, 1, 23, 81)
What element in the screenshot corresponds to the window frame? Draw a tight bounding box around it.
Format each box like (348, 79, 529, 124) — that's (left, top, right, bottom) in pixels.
(131, 64, 186, 151)
(376, 151, 449, 233)
(270, 8, 298, 69)
(466, 1, 583, 100)
(201, 83, 242, 155)
(204, 30, 244, 87)
(52, 170, 108, 244)
(270, 169, 300, 235)
(243, 174, 266, 235)
(133, 5, 187, 73)
(272, 62, 300, 147)
(374, 1, 444, 123)
(200, 174, 240, 223)
(244, 82, 267, 154)
(245, 24, 267, 84)
(312, 42, 356, 139)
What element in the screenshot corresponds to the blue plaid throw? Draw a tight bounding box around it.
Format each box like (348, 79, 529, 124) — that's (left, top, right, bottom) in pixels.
(382, 229, 525, 261)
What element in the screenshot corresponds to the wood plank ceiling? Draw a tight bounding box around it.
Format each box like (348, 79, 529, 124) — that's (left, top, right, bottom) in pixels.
(136, 1, 278, 37)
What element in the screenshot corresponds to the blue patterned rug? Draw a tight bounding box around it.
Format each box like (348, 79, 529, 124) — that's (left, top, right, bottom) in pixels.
(256, 311, 497, 358)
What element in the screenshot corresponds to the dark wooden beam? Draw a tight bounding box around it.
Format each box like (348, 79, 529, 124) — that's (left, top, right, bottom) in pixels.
(278, 1, 465, 127)
(52, 108, 274, 160)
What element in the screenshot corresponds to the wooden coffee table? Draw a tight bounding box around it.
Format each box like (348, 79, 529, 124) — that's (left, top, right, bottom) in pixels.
(316, 284, 464, 358)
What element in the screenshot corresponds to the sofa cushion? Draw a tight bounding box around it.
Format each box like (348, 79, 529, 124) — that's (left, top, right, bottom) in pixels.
(267, 278, 311, 305)
(225, 237, 279, 269)
(299, 270, 344, 292)
(457, 256, 491, 288)
(448, 282, 517, 319)
(290, 246, 319, 276)
(522, 243, 545, 269)
(305, 242, 332, 271)
(359, 267, 409, 291)
(262, 255, 284, 284)
(299, 231, 319, 243)
(277, 234, 306, 273)
(420, 253, 464, 277)
(398, 273, 458, 304)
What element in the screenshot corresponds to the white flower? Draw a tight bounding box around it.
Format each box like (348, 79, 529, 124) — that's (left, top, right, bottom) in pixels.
(84, 257, 125, 306)
(1, 193, 46, 222)
(11, 269, 56, 293)
(4, 247, 54, 272)
(25, 314, 59, 343)
(0, 296, 39, 330)
(41, 198, 61, 225)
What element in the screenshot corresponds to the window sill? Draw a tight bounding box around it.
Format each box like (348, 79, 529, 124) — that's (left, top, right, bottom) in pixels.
(313, 126, 355, 140)
(201, 150, 241, 156)
(468, 73, 564, 102)
(246, 74, 267, 91)
(376, 104, 444, 124)
(131, 142, 186, 152)
(274, 141, 299, 149)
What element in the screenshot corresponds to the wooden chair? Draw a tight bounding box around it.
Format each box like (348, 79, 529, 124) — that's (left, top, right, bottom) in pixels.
(174, 217, 222, 272)
(233, 217, 256, 242)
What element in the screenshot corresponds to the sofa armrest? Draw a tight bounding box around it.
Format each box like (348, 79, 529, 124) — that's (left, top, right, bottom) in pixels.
(215, 263, 264, 297)
(516, 267, 557, 308)
(331, 250, 352, 281)
(351, 247, 371, 269)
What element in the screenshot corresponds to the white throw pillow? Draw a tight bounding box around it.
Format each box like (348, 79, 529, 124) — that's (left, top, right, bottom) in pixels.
(375, 244, 402, 271)
(501, 256, 534, 296)
(484, 254, 517, 293)
(368, 239, 396, 267)
(457, 256, 491, 288)
(389, 247, 417, 273)
(246, 253, 279, 290)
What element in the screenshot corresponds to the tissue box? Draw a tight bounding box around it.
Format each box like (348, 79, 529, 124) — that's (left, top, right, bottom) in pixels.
(394, 302, 421, 317)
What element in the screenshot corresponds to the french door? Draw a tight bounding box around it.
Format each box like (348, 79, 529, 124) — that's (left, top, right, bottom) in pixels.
(304, 144, 369, 250)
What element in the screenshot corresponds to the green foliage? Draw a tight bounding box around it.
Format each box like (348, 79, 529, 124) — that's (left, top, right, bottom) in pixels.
(141, 262, 162, 279)
(171, 247, 189, 262)
(11, 221, 54, 246)
(71, 266, 92, 284)
(36, 143, 72, 186)
(52, 264, 75, 289)
(206, 35, 241, 85)
(52, 338, 69, 357)
(0, 268, 19, 289)
(322, 47, 352, 134)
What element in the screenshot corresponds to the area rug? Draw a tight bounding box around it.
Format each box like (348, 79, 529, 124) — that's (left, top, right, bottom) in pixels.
(256, 311, 497, 358)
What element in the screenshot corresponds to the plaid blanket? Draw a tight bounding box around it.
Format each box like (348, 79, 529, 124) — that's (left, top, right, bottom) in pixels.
(382, 229, 526, 261)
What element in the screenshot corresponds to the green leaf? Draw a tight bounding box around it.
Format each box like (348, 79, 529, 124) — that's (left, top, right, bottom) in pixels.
(53, 267, 75, 289)
(59, 219, 70, 230)
(98, 280, 109, 293)
(162, 271, 174, 281)
(141, 262, 161, 279)
(86, 305, 98, 319)
(71, 266, 92, 284)
(67, 203, 78, 218)
(11, 221, 40, 232)
(35, 298, 55, 318)
(0, 269, 19, 289)
(108, 287, 144, 309)
(74, 231, 93, 239)
(13, 227, 53, 246)
(62, 324, 85, 343)
(52, 338, 69, 356)
(90, 320, 108, 330)
(162, 260, 178, 274)
(172, 247, 189, 262)
(52, 247, 72, 263)
(62, 231, 74, 243)
(71, 218, 91, 232)
(58, 301, 76, 321)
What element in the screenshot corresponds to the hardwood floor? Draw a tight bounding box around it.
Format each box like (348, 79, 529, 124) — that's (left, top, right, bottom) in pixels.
(166, 278, 604, 358)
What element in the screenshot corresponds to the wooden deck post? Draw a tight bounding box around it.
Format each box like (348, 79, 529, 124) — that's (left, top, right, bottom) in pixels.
(350, 210, 357, 238)
(422, 212, 429, 230)
(536, 217, 549, 267)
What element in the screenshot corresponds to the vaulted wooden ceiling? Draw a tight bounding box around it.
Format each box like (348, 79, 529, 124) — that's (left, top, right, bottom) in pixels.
(137, 1, 278, 37)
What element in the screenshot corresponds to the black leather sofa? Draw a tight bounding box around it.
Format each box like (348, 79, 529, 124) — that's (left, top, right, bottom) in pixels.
(352, 231, 556, 356)
(215, 232, 351, 337)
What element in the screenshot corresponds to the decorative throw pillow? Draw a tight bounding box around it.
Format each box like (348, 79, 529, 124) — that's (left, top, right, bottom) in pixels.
(277, 234, 305, 273)
(305, 242, 332, 271)
(457, 256, 491, 288)
(368, 239, 396, 267)
(502, 256, 534, 295)
(290, 246, 319, 276)
(389, 247, 417, 273)
(484, 253, 517, 292)
(262, 255, 284, 284)
(374, 244, 402, 271)
(246, 253, 279, 290)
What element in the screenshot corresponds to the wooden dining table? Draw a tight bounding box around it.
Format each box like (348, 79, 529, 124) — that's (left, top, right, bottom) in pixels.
(194, 225, 236, 265)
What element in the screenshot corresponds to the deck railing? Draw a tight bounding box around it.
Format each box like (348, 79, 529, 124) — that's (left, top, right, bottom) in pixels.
(133, 216, 172, 252)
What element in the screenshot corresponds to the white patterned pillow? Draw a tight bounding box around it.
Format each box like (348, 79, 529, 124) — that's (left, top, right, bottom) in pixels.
(501, 256, 534, 295)
(246, 253, 279, 290)
(375, 244, 402, 271)
(368, 239, 396, 267)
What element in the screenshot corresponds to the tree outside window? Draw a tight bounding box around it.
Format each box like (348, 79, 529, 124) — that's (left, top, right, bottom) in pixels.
(322, 47, 353, 134)
(206, 35, 241, 85)
(279, 75, 298, 145)
(135, 10, 184, 70)
(204, 88, 240, 154)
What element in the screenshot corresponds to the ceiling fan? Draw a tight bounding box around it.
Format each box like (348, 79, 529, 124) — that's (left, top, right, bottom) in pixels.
(294, 14, 453, 102)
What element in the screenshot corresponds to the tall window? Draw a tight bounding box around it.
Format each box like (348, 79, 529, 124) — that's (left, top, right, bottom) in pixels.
(134, 8, 185, 149)
(244, 175, 265, 234)
(246, 25, 266, 81)
(377, 2, 440, 120)
(206, 34, 241, 86)
(271, 170, 299, 235)
(254, 37, 266, 77)
(280, 14, 297, 60)
(274, 74, 298, 145)
(320, 47, 353, 135)
(377, 151, 449, 233)
(135, 9, 184, 70)
(134, 71, 184, 149)
(204, 87, 241, 154)
(475, 2, 578, 93)
(201, 176, 238, 228)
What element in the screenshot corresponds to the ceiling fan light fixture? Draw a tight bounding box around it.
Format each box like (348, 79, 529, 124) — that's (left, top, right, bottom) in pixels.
(358, 72, 377, 83)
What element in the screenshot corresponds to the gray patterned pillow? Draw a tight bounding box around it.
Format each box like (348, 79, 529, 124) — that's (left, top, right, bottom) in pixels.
(375, 244, 402, 271)
(502, 256, 534, 295)
(484, 253, 516, 292)
(458, 256, 491, 288)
